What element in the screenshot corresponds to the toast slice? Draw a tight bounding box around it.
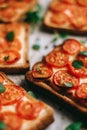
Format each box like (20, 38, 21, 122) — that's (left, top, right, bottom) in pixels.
(44, 0, 87, 34)
(0, 23, 29, 74)
(0, 71, 54, 130)
(25, 38, 87, 115)
(0, 0, 37, 22)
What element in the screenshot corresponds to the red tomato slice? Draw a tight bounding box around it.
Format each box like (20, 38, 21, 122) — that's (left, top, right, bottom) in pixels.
(50, 1, 68, 12)
(32, 62, 53, 79)
(0, 84, 25, 105)
(1, 111, 22, 130)
(63, 39, 81, 54)
(77, 55, 87, 67)
(45, 50, 69, 68)
(76, 83, 87, 99)
(61, 0, 76, 4)
(8, 39, 22, 50)
(0, 41, 9, 53)
(77, 0, 87, 7)
(51, 12, 69, 26)
(68, 7, 87, 29)
(53, 69, 79, 87)
(0, 50, 21, 64)
(16, 100, 43, 120)
(68, 61, 87, 78)
(0, 7, 16, 19)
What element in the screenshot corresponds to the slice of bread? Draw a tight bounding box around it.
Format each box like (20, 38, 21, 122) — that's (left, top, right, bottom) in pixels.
(0, 23, 29, 74)
(0, 71, 54, 130)
(44, 0, 87, 34)
(0, 0, 37, 22)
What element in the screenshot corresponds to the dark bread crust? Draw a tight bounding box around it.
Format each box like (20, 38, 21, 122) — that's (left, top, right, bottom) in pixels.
(44, 0, 87, 35)
(0, 23, 29, 74)
(0, 71, 54, 130)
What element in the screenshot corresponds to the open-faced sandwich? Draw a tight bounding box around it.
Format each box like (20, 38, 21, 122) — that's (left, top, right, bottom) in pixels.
(0, 0, 37, 22)
(0, 23, 29, 74)
(26, 38, 87, 115)
(44, 0, 87, 34)
(0, 71, 54, 130)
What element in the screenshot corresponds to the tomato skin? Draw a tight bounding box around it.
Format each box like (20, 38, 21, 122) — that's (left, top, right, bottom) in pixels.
(63, 39, 81, 54)
(50, 1, 68, 12)
(53, 69, 79, 87)
(32, 62, 53, 79)
(75, 83, 87, 99)
(68, 61, 87, 78)
(61, 0, 76, 4)
(51, 12, 69, 26)
(0, 84, 25, 105)
(45, 50, 69, 68)
(1, 111, 22, 130)
(16, 100, 43, 120)
(77, 55, 87, 67)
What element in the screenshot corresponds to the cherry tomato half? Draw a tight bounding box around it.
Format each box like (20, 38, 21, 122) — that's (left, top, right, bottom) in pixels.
(32, 62, 53, 79)
(16, 100, 43, 120)
(0, 50, 21, 64)
(63, 39, 81, 54)
(0, 84, 25, 105)
(61, 0, 76, 4)
(68, 61, 87, 78)
(53, 69, 79, 87)
(76, 83, 87, 99)
(45, 50, 69, 68)
(1, 111, 22, 130)
(77, 0, 87, 7)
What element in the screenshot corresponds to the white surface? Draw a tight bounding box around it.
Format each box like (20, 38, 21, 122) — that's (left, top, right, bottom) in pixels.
(8, 0, 87, 130)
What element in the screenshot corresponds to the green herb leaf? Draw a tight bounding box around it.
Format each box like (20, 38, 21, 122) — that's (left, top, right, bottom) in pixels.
(32, 44, 40, 50)
(79, 51, 87, 56)
(0, 83, 6, 93)
(80, 40, 86, 44)
(4, 56, 9, 62)
(0, 121, 7, 129)
(72, 60, 84, 68)
(59, 32, 68, 39)
(27, 91, 36, 98)
(25, 4, 42, 24)
(64, 82, 73, 87)
(65, 122, 82, 130)
(6, 31, 15, 42)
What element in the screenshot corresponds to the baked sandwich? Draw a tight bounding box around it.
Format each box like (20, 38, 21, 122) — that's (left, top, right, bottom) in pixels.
(26, 38, 87, 115)
(0, 23, 29, 74)
(0, 71, 54, 130)
(44, 0, 87, 34)
(0, 0, 37, 22)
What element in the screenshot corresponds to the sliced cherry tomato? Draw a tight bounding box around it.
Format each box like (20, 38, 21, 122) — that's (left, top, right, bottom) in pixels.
(16, 100, 43, 120)
(1, 111, 22, 130)
(63, 39, 81, 54)
(45, 50, 69, 68)
(76, 83, 87, 99)
(8, 38, 22, 50)
(32, 62, 53, 79)
(0, 7, 16, 19)
(68, 7, 87, 29)
(77, 0, 87, 7)
(0, 40, 9, 52)
(0, 50, 21, 64)
(61, 0, 76, 4)
(50, 1, 68, 12)
(9, 1, 28, 9)
(51, 12, 69, 26)
(77, 55, 87, 67)
(53, 69, 79, 87)
(68, 61, 87, 78)
(0, 84, 25, 105)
